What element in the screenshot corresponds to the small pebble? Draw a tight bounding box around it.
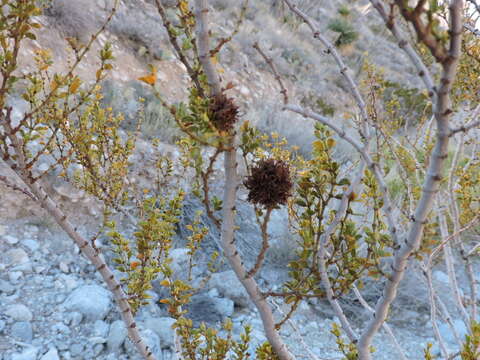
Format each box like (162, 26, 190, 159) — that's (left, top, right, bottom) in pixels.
(5, 304, 33, 321)
(23, 239, 40, 252)
(11, 321, 33, 342)
(70, 343, 84, 357)
(4, 235, 19, 245)
(0, 279, 15, 294)
(59, 262, 69, 273)
(8, 271, 23, 282)
(40, 347, 60, 360)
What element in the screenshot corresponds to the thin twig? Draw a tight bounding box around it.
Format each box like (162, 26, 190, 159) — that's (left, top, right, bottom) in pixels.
(270, 299, 320, 360)
(253, 42, 288, 104)
(154, 0, 204, 96)
(450, 118, 480, 135)
(422, 264, 451, 358)
(247, 207, 272, 278)
(194, 1, 293, 358)
(351, 285, 408, 360)
(357, 2, 464, 358)
(369, 0, 436, 101)
(282, 0, 370, 139)
(0, 174, 37, 201)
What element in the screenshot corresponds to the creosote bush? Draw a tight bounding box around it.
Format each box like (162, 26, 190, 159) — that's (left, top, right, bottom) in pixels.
(2, 1, 480, 360)
(244, 158, 292, 208)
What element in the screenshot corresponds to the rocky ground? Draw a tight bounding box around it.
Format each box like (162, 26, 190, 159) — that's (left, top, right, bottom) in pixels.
(0, 188, 473, 360)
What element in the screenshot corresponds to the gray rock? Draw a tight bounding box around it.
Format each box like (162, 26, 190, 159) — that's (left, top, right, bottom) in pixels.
(107, 320, 128, 352)
(4, 235, 19, 245)
(92, 343, 104, 356)
(439, 319, 468, 345)
(70, 343, 84, 357)
(0, 279, 15, 294)
(5, 248, 31, 272)
(8, 271, 23, 282)
(22, 239, 40, 253)
(142, 329, 162, 358)
(52, 322, 71, 336)
(433, 270, 449, 285)
(59, 262, 69, 273)
(5, 304, 33, 321)
(186, 294, 234, 324)
(212, 297, 234, 318)
(93, 320, 110, 338)
(55, 340, 69, 351)
(66, 312, 83, 326)
(11, 347, 39, 360)
(143, 317, 175, 348)
(0, 319, 5, 333)
(169, 248, 190, 275)
(11, 322, 33, 342)
(89, 336, 107, 344)
(63, 285, 111, 321)
(209, 270, 250, 307)
(60, 275, 78, 291)
(40, 347, 60, 360)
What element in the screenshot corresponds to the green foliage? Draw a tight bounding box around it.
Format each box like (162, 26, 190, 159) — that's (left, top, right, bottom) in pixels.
(283, 124, 392, 301)
(172, 319, 252, 360)
(330, 323, 358, 359)
(455, 149, 480, 226)
(327, 18, 358, 47)
(301, 92, 336, 117)
(256, 342, 280, 360)
(338, 5, 351, 17)
(423, 343, 434, 360)
(461, 321, 480, 360)
(107, 192, 184, 313)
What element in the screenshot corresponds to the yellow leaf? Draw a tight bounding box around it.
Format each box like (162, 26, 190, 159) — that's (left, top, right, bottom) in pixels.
(130, 261, 140, 269)
(69, 77, 81, 93)
(313, 140, 325, 152)
(138, 73, 156, 86)
(159, 279, 170, 287)
(326, 138, 336, 148)
(159, 299, 170, 304)
(179, 0, 189, 14)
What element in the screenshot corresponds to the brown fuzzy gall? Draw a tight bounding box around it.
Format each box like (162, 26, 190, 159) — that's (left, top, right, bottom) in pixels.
(209, 93, 239, 132)
(244, 159, 293, 208)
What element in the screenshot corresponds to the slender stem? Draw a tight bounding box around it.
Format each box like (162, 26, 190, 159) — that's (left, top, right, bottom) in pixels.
(450, 118, 480, 135)
(3, 121, 155, 360)
(247, 207, 273, 278)
(369, 0, 436, 101)
(352, 285, 407, 360)
(422, 264, 450, 358)
(438, 210, 469, 323)
(357, 2, 464, 358)
(282, 0, 370, 139)
(194, 1, 293, 358)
